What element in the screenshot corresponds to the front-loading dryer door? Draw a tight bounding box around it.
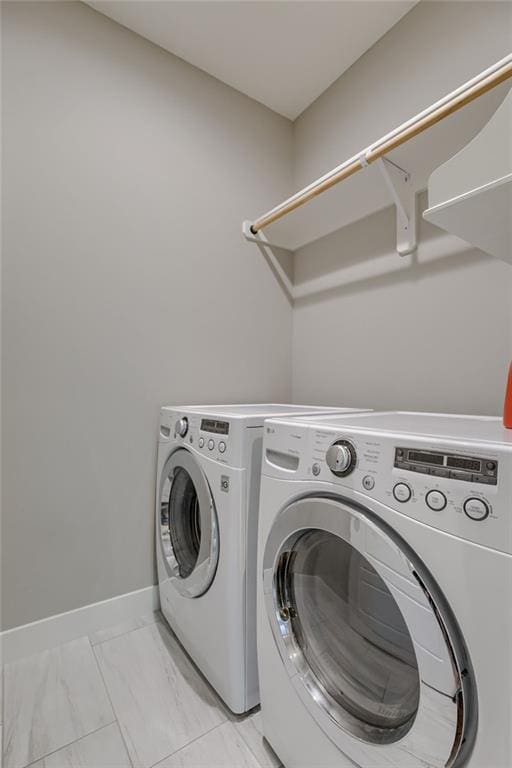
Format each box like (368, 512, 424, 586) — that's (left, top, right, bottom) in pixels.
(263, 496, 475, 768)
(159, 448, 219, 598)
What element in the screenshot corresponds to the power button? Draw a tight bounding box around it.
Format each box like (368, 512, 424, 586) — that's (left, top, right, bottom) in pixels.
(362, 476, 375, 490)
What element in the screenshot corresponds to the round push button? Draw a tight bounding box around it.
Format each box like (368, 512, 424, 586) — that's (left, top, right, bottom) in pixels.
(208, 439, 215, 451)
(464, 497, 490, 521)
(362, 475, 375, 490)
(425, 490, 447, 511)
(312, 463, 321, 476)
(393, 482, 412, 503)
(198, 437, 205, 448)
(219, 441, 226, 453)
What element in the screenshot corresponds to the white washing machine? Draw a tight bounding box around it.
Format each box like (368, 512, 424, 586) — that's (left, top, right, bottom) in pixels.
(156, 404, 368, 714)
(257, 411, 512, 768)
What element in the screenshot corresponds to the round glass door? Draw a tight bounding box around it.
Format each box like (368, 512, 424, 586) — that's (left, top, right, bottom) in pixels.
(276, 529, 419, 742)
(166, 466, 202, 579)
(159, 449, 218, 598)
(264, 496, 474, 768)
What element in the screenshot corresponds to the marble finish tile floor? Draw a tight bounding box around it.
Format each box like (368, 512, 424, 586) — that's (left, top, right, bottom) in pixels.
(28, 724, 131, 768)
(154, 722, 260, 768)
(1, 615, 281, 768)
(94, 622, 227, 768)
(3, 638, 114, 768)
(89, 611, 163, 647)
(231, 713, 281, 768)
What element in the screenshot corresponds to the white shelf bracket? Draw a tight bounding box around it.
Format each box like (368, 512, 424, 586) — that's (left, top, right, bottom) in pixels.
(242, 219, 261, 244)
(375, 157, 417, 256)
(242, 220, 286, 251)
(242, 220, 295, 300)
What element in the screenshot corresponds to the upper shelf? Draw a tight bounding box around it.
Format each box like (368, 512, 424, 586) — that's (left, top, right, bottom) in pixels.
(423, 89, 512, 265)
(243, 56, 512, 254)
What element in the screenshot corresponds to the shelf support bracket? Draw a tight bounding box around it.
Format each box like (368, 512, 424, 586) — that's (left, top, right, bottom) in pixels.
(375, 157, 417, 256)
(242, 220, 295, 300)
(242, 220, 284, 250)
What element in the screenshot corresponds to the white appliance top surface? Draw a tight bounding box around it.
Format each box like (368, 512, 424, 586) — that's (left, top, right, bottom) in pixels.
(278, 410, 512, 445)
(168, 404, 361, 418)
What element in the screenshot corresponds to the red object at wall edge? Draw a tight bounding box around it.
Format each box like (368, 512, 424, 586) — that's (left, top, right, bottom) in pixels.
(504, 363, 512, 429)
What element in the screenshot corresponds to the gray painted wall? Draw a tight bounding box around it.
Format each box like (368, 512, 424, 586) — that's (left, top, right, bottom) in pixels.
(1, 2, 293, 630)
(293, 193, 512, 413)
(3, 0, 511, 632)
(292, 1, 512, 414)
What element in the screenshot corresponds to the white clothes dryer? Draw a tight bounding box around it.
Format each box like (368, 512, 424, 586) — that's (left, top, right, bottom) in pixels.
(257, 411, 512, 767)
(156, 404, 368, 714)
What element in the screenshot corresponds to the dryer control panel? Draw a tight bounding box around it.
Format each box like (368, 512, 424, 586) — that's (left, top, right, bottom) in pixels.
(394, 447, 498, 485)
(262, 416, 512, 555)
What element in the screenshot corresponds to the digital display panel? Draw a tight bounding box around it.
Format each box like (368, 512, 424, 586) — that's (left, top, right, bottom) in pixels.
(201, 419, 229, 435)
(446, 456, 481, 472)
(407, 451, 444, 466)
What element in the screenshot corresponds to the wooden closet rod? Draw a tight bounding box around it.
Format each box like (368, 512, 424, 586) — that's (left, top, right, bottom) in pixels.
(249, 54, 512, 234)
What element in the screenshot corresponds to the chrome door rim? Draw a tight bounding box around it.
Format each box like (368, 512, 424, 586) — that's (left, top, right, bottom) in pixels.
(263, 494, 475, 768)
(159, 448, 219, 598)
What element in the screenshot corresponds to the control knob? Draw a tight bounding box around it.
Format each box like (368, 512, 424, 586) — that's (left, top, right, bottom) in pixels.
(175, 417, 189, 438)
(326, 440, 357, 477)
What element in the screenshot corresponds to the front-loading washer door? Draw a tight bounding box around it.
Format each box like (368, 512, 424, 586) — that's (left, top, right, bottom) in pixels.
(159, 448, 219, 598)
(263, 496, 475, 768)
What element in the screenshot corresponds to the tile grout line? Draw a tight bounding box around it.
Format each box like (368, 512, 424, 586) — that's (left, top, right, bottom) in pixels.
(155, 620, 233, 729)
(140, 620, 233, 767)
(146, 711, 273, 768)
(88, 636, 135, 768)
(234, 720, 273, 768)
(146, 720, 230, 768)
(148, 620, 271, 767)
(90, 619, 243, 768)
(90, 612, 163, 648)
(3, 638, 118, 768)
(91, 616, 163, 649)
(5, 621, 278, 768)
(20, 721, 118, 768)
(231, 710, 282, 768)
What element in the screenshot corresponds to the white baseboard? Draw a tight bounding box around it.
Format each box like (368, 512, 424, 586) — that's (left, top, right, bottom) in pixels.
(1, 585, 160, 665)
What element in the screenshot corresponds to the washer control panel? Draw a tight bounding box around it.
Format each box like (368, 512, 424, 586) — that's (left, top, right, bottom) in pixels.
(165, 412, 233, 464)
(197, 419, 230, 459)
(394, 446, 498, 485)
